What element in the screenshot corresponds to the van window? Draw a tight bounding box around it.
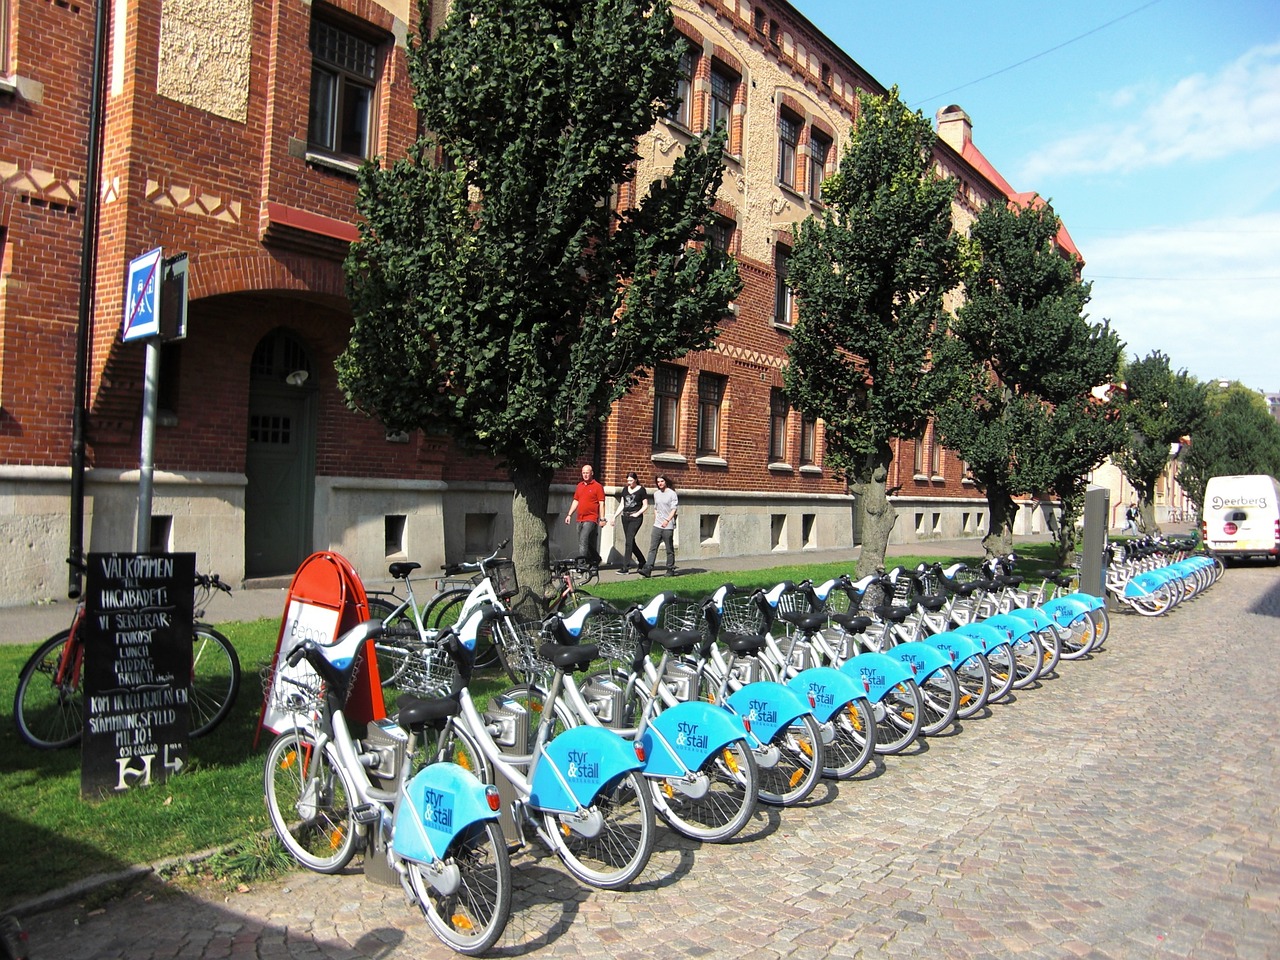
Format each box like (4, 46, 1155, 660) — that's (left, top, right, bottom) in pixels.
(1227, 510, 1248, 521)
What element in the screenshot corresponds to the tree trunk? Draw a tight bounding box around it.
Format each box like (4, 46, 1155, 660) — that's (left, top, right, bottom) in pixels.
(982, 484, 1016, 557)
(1054, 495, 1082, 567)
(509, 459, 553, 619)
(854, 444, 897, 577)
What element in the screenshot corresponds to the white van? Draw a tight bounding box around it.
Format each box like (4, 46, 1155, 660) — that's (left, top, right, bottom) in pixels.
(1201, 474, 1280, 563)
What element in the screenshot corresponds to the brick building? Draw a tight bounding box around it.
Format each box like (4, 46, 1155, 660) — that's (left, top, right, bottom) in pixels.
(0, 0, 1066, 605)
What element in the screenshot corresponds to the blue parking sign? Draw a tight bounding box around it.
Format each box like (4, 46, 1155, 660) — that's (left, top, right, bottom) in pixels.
(122, 247, 163, 342)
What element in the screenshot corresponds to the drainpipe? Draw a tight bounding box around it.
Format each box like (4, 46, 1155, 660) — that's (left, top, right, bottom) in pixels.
(68, 0, 110, 598)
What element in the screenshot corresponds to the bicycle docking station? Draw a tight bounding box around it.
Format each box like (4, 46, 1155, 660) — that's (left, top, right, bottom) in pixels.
(80, 552, 196, 799)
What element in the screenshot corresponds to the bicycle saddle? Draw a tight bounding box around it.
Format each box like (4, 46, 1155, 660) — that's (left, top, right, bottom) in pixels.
(395, 693, 462, 729)
(538, 641, 600, 673)
(388, 561, 421, 579)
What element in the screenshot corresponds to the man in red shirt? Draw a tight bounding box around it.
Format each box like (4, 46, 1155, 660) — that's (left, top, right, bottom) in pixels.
(564, 463, 606, 568)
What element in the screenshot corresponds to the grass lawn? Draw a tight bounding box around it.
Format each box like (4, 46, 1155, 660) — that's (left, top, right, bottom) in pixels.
(1, 546, 1034, 909)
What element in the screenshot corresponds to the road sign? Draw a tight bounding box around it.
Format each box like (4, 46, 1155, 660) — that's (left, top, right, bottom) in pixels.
(122, 247, 163, 342)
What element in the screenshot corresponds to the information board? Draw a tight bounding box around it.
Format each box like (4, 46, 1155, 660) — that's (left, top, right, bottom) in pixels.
(81, 553, 196, 798)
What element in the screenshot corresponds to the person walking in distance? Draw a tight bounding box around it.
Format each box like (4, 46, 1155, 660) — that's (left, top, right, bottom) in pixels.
(605, 472, 648, 574)
(1123, 501, 1139, 535)
(639, 475, 678, 577)
(564, 464, 606, 569)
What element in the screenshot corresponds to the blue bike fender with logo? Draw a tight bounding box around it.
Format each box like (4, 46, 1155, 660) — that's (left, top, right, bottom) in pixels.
(530, 725, 643, 814)
(1039, 596, 1089, 625)
(1004, 607, 1054, 631)
(393, 762, 498, 865)
(641, 700, 746, 777)
(954, 622, 1008, 654)
(924, 631, 982, 666)
(1058, 591, 1106, 611)
(725, 681, 811, 742)
(982, 613, 1036, 641)
(786, 667, 864, 722)
(1124, 570, 1169, 598)
(885, 641, 950, 681)
(838, 652, 915, 703)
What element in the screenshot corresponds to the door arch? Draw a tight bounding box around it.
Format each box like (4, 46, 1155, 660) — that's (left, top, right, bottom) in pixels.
(245, 329, 317, 577)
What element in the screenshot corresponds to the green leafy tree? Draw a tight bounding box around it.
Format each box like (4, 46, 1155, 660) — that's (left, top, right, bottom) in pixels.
(1116, 351, 1208, 532)
(934, 200, 1124, 556)
(1179, 381, 1280, 512)
(336, 0, 740, 603)
(783, 88, 958, 575)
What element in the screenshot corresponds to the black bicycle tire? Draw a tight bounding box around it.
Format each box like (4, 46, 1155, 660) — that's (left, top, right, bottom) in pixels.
(13, 629, 82, 749)
(189, 625, 241, 738)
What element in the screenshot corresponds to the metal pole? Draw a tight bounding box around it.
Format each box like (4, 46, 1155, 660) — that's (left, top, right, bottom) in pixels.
(136, 339, 161, 551)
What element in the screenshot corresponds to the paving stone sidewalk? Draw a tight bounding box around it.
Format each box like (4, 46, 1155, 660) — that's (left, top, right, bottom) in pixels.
(18, 562, 1279, 960)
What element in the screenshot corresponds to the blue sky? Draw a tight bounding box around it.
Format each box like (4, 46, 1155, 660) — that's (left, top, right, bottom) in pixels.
(794, 0, 1280, 393)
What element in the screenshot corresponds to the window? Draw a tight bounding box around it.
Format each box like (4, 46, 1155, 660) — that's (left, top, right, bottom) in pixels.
(769, 388, 789, 462)
(800, 417, 817, 465)
(653, 365, 683, 451)
(706, 217, 734, 259)
(667, 48, 695, 129)
(0, 0, 10, 78)
(774, 245, 796, 327)
(913, 426, 927, 475)
(709, 64, 737, 145)
(778, 111, 800, 189)
(309, 16, 379, 160)
(808, 133, 831, 202)
(697, 373, 725, 455)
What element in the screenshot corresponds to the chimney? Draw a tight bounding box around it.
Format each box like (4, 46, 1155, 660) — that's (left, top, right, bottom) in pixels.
(935, 104, 972, 152)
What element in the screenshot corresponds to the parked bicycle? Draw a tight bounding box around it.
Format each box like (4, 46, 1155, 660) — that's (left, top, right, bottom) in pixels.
(13, 565, 240, 749)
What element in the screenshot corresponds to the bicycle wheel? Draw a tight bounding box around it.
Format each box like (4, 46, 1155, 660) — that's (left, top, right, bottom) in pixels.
(984, 644, 1018, 704)
(13, 629, 83, 749)
(755, 713, 823, 806)
(498, 683, 574, 751)
(408, 819, 512, 956)
(1010, 632, 1044, 689)
(543, 768, 655, 889)
(427, 591, 501, 670)
(263, 729, 359, 874)
(954, 653, 991, 719)
(917, 665, 960, 737)
(822, 697, 876, 779)
(367, 596, 413, 686)
(1036, 626, 1062, 679)
(189, 626, 240, 738)
(872, 680, 923, 755)
(1055, 611, 1095, 661)
(651, 736, 759, 843)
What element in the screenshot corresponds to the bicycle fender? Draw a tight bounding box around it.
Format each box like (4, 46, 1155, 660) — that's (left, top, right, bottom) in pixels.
(924, 631, 982, 665)
(641, 701, 746, 777)
(1003, 607, 1055, 631)
(884, 641, 951, 681)
(954, 622, 1009, 654)
(1039, 596, 1090, 626)
(1124, 570, 1169, 598)
(1055, 591, 1105, 612)
(393, 762, 499, 865)
(981, 613, 1037, 641)
(530, 725, 643, 814)
(725, 681, 812, 743)
(838, 652, 915, 703)
(786, 667, 864, 723)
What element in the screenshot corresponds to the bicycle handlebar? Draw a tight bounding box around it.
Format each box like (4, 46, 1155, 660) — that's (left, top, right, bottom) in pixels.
(442, 539, 511, 575)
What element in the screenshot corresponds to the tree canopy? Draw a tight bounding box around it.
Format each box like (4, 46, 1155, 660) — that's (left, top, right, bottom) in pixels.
(335, 0, 740, 601)
(934, 199, 1124, 555)
(1179, 381, 1280, 512)
(783, 87, 958, 575)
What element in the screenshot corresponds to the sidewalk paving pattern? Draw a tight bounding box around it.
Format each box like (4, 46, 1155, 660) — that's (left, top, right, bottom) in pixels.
(14, 547, 1280, 959)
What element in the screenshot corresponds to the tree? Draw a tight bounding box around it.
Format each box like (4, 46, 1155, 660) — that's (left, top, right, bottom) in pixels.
(1179, 381, 1280, 512)
(783, 88, 958, 575)
(335, 0, 740, 605)
(1116, 351, 1208, 533)
(934, 199, 1124, 556)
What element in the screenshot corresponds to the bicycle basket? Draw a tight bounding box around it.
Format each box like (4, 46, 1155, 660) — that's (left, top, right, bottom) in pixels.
(719, 592, 764, 635)
(261, 661, 324, 720)
(395, 645, 457, 698)
(588, 607, 637, 664)
(496, 618, 553, 679)
(490, 559, 519, 600)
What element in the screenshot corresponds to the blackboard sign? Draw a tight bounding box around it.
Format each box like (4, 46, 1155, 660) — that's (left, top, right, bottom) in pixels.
(81, 552, 196, 798)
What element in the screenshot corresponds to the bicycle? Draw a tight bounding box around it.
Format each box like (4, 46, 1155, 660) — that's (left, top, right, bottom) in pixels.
(262, 605, 512, 955)
(13, 566, 240, 749)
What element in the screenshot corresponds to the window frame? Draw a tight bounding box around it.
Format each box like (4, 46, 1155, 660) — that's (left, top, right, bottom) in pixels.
(777, 110, 801, 189)
(667, 48, 695, 129)
(800, 416, 817, 465)
(308, 13, 383, 162)
(774, 245, 796, 327)
(696, 372, 726, 456)
(708, 63, 738, 150)
(652, 365, 684, 452)
(808, 132, 831, 202)
(769, 388, 790, 463)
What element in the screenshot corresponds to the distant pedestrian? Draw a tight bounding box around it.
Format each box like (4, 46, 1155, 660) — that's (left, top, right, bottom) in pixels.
(639, 475, 678, 577)
(564, 464, 606, 568)
(1122, 501, 1138, 535)
(605, 472, 648, 574)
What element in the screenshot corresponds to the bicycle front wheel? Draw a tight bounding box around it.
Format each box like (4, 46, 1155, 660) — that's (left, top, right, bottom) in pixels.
(954, 653, 991, 719)
(918, 665, 960, 737)
(543, 769, 655, 889)
(756, 713, 823, 806)
(1010, 633, 1044, 689)
(190, 626, 240, 738)
(13, 629, 83, 749)
(651, 736, 759, 843)
(264, 730, 359, 874)
(822, 698, 876, 779)
(873, 680, 924, 755)
(408, 820, 512, 956)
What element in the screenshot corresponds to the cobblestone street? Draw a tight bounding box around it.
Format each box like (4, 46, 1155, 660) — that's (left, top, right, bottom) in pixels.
(20, 564, 1280, 959)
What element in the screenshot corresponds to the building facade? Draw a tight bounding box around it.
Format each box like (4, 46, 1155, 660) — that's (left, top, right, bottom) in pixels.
(0, 0, 1060, 606)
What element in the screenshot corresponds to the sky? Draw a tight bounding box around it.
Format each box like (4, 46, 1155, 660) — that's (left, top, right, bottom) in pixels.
(794, 0, 1280, 393)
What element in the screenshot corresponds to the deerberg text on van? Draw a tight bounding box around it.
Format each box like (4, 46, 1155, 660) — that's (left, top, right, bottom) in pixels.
(1210, 495, 1269, 510)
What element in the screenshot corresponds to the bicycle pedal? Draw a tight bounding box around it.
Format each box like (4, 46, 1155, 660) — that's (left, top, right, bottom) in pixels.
(352, 803, 381, 825)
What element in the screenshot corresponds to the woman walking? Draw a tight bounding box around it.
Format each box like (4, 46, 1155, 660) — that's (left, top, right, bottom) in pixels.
(606, 472, 648, 574)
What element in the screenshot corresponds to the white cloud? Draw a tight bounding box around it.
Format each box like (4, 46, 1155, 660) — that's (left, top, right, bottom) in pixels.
(1021, 42, 1280, 180)
(1082, 212, 1280, 390)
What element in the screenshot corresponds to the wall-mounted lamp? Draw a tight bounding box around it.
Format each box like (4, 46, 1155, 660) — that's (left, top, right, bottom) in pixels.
(285, 369, 309, 387)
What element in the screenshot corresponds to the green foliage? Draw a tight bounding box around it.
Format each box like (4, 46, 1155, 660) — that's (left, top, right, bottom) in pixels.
(1117, 351, 1209, 513)
(934, 199, 1124, 551)
(1178, 381, 1280, 509)
(784, 88, 958, 479)
(336, 0, 740, 470)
